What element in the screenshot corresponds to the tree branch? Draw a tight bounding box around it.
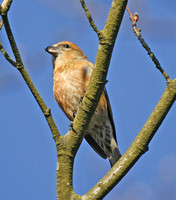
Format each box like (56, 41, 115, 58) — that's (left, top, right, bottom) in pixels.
(71, 0, 128, 157)
(0, 40, 16, 66)
(3, 1, 175, 200)
(82, 78, 176, 200)
(80, 0, 100, 36)
(56, 0, 128, 199)
(126, 6, 170, 81)
(1, 12, 60, 142)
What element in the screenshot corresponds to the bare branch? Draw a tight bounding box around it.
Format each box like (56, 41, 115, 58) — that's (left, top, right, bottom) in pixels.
(67, 0, 128, 198)
(80, 0, 101, 36)
(126, 6, 170, 81)
(0, 41, 16, 67)
(1, 14, 61, 141)
(2, 15, 23, 64)
(83, 78, 176, 199)
(72, 0, 128, 156)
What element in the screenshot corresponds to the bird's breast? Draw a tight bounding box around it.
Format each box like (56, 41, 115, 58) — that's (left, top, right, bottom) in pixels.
(53, 63, 91, 121)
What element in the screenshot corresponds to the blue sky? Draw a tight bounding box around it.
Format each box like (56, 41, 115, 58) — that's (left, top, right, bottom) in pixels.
(0, 0, 176, 199)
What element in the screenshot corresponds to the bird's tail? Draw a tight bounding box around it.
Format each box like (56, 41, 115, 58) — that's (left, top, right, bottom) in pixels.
(109, 147, 121, 167)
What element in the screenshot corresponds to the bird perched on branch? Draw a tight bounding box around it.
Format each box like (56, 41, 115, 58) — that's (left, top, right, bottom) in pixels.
(46, 41, 121, 166)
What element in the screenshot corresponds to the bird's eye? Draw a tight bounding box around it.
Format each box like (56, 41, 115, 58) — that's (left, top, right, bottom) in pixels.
(63, 44, 70, 48)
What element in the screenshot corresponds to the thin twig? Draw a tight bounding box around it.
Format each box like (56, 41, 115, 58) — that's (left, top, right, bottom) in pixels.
(126, 6, 170, 81)
(2, 15, 23, 64)
(0, 41, 17, 66)
(1, 14, 61, 141)
(80, 0, 101, 36)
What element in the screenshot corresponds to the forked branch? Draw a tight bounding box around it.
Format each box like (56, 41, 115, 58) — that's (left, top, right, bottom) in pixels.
(0, 3, 61, 142)
(2, 1, 176, 200)
(83, 78, 176, 200)
(0, 41, 16, 66)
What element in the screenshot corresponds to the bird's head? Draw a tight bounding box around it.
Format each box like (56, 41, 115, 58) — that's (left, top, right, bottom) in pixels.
(45, 41, 87, 68)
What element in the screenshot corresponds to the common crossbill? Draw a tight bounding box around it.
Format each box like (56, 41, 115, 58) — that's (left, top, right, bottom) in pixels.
(46, 41, 121, 166)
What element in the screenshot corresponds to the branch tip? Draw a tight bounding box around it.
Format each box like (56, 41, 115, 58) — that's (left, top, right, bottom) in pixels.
(126, 6, 170, 81)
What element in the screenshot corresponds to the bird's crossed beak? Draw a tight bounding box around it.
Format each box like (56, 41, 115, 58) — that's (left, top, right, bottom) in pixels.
(45, 45, 58, 56)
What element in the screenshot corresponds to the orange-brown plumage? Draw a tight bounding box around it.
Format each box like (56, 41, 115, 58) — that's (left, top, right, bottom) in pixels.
(46, 41, 121, 166)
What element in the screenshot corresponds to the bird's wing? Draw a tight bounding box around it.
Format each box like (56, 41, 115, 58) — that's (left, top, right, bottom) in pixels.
(85, 134, 107, 159)
(84, 87, 117, 159)
(103, 88, 117, 143)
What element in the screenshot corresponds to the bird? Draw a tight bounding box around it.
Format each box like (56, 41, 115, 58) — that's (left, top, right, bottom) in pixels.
(45, 41, 121, 166)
